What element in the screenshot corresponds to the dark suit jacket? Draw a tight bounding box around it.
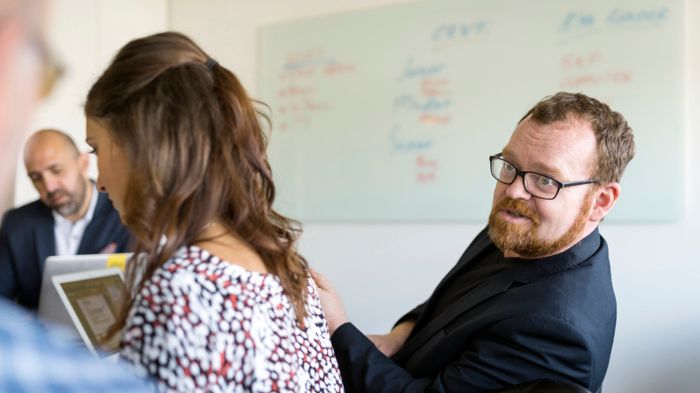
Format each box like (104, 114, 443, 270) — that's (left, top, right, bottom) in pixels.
(0, 192, 130, 309)
(331, 227, 616, 393)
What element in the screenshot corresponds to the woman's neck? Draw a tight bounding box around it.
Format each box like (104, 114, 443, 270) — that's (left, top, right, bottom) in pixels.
(194, 221, 269, 274)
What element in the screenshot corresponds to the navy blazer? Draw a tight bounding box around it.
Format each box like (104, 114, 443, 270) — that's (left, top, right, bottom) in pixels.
(331, 227, 616, 393)
(0, 192, 130, 309)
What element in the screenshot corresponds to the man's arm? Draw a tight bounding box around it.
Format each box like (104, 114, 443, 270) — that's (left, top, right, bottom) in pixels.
(312, 268, 422, 357)
(394, 303, 425, 326)
(311, 268, 419, 365)
(368, 300, 426, 355)
(331, 315, 593, 393)
(367, 319, 416, 357)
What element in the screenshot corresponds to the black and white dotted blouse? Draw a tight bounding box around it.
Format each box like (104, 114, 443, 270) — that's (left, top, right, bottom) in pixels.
(120, 245, 344, 393)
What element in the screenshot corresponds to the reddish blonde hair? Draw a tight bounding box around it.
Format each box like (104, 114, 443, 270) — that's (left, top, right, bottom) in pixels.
(520, 92, 635, 183)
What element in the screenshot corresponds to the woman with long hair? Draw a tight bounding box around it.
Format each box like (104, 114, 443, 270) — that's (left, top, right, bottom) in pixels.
(84, 32, 343, 392)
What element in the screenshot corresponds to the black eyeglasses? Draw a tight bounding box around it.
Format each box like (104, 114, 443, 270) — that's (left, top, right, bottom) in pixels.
(489, 153, 597, 200)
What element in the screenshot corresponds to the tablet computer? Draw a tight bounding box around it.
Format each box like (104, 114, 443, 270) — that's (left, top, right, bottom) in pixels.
(38, 253, 130, 329)
(52, 268, 126, 358)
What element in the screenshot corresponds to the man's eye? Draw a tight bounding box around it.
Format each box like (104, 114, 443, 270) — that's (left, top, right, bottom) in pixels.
(504, 163, 515, 172)
(538, 176, 555, 187)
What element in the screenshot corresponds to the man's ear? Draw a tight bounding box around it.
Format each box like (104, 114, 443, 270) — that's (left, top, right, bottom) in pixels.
(589, 182, 621, 222)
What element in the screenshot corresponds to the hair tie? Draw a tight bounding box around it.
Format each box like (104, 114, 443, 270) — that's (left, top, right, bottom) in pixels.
(205, 58, 218, 70)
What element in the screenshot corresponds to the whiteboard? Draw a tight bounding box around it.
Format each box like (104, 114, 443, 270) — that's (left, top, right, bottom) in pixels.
(260, 0, 683, 222)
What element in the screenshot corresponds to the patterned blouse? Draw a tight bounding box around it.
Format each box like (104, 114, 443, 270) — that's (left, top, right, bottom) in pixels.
(120, 245, 344, 393)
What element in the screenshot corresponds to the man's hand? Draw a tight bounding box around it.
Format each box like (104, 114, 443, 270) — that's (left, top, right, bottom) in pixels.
(367, 320, 416, 357)
(99, 242, 117, 254)
(311, 269, 349, 335)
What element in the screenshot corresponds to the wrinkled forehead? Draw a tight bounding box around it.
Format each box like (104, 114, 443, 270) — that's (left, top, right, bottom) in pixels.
(503, 117, 597, 179)
(24, 136, 80, 169)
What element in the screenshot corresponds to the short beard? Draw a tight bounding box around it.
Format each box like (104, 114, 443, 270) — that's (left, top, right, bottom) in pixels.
(55, 200, 81, 217)
(52, 179, 88, 218)
(488, 195, 592, 258)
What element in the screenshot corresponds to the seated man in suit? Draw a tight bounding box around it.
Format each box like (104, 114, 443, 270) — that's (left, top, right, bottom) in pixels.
(314, 92, 635, 393)
(0, 129, 130, 309)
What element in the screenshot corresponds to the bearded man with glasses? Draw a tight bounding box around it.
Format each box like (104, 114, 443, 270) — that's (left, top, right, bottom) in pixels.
(315, 92, 635, 393)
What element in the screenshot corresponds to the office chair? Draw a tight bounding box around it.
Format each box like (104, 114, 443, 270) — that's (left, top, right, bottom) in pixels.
(491, 379, 593, 393)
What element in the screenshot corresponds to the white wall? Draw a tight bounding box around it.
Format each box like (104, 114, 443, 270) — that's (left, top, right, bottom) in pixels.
(12, 1, 700, 392)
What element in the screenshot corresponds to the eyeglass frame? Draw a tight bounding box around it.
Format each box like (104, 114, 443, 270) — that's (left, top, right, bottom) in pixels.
(489, 153, 598, 200)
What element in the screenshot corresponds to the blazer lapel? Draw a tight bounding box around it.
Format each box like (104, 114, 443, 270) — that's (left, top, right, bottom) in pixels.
(34, 215, 55, 272)
(429, 228, 494, 296)
(77, 192, 106, 254)
(398, 229, 493, 346)
(396, 266, 517, 362)
(410, 228, 494, 328)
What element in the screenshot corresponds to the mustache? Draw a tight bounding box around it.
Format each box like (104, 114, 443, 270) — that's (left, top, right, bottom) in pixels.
(494, 198, 540, 224)
(47, 190, 68, 201)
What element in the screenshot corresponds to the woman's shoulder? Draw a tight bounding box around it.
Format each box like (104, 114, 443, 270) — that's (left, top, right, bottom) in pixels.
(144, 245, 282, 304)
(128, 246, 268, 334)
(137, 246, 326, 324)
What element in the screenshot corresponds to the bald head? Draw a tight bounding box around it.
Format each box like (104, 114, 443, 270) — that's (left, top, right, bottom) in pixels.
(24, 129, 80, 161)
(24, 129, 91, 221)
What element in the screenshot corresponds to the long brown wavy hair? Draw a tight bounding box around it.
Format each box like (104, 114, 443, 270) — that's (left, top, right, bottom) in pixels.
(85, 32, 309, 331)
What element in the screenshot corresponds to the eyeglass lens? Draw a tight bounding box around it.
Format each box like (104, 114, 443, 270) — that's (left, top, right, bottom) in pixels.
(490, 157, 559, 199)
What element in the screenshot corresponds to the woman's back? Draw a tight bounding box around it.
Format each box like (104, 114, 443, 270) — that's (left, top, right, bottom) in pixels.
(121, 245, 343, 392)
(84, 31, 342, 392)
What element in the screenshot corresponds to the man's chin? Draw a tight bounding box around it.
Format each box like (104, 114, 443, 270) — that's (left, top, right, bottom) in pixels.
(55, 204, 80, 218)
(488, 218, 533, 253)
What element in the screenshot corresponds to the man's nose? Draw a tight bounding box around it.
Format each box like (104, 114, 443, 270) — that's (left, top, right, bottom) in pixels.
(505, 174, 531, 200)
(43, 175, 60, 193)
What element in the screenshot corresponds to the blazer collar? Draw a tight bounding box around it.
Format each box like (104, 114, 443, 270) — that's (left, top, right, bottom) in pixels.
(506, 227, 601, 284)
